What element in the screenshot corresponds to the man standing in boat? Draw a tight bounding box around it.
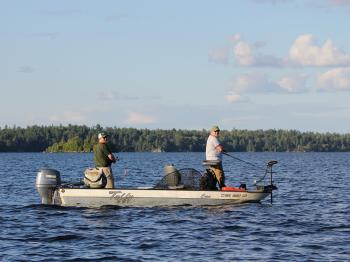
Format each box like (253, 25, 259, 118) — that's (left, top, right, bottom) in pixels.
(206, 125, 226, 189)
(94, 132, 118, 188)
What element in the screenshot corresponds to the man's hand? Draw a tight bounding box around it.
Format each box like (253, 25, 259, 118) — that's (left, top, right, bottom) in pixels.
(216, 144, 224, 153)
(109, 154, 118, 163)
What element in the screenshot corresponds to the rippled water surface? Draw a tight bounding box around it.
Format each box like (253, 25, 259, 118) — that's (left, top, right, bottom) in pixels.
(1, 152, 349, 261)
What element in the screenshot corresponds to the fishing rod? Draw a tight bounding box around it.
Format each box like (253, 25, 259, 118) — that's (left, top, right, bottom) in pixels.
(222, 151, 263, 171)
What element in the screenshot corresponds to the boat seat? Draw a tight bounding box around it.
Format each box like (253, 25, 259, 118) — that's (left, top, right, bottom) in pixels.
(202, 160, 221, 166)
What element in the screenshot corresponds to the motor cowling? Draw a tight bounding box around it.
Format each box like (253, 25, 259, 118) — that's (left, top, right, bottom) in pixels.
(36, 168, 61, 204)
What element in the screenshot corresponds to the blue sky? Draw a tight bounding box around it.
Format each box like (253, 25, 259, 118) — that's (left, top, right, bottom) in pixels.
(1, 0, 350, 133)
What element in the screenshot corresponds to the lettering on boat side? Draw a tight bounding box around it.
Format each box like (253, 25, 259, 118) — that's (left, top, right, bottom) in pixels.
(220, 193, 248, 198)
(200, 194, 211, 199)
(221, 193, 234, 198)
(109, 191, 134, 203)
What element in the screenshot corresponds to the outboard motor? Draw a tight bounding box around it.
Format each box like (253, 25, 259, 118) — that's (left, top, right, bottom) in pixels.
(36, 168, 61, 204)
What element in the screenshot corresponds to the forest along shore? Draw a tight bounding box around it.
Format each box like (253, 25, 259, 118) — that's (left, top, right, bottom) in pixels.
(0, 125, 350, 153)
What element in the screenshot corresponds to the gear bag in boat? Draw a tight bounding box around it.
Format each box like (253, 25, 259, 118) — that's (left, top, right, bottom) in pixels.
(84, 168, 107, 188)
(200, 169, 218, 190)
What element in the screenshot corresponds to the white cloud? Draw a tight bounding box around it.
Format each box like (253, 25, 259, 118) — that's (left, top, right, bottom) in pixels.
(317, 67, 350, 91)
(229, 72, 280, 94)
(231, 35, 283, 67)
(289, 34, 350, 66)
(234, 41, 255, 66)
(227, 73, 277, 103)
(226, 93, 241, 103)
(126, 112, 156, 124)
(226, 93, 251, 103)
(219, 33, 350, 68)
(277, 75, 309, 93)
(227, 72, 310, 103)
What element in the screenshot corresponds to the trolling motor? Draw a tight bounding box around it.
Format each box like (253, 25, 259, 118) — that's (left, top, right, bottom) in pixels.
(254, 160, 278, 203)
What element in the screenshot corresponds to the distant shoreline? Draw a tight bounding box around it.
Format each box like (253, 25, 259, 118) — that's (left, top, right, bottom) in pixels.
(1, 125, 350, 152)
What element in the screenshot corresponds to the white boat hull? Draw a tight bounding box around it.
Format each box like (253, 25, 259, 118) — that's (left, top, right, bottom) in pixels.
(55, 188, 271, 207)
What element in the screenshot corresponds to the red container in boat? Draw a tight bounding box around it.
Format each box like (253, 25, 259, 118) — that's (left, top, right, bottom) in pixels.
(221, 186, 246, 192)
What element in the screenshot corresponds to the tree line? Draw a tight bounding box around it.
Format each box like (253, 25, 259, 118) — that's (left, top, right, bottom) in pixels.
(0, 125, 350, 152)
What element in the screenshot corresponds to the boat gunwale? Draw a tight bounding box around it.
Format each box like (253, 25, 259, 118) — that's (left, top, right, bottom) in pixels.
(57, 186, 268, 194)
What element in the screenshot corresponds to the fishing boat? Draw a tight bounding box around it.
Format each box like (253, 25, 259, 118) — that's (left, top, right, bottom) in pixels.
(35, 160, 278, 208)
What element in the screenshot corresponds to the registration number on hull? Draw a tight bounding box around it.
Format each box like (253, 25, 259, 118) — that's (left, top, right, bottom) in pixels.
(200, 193, 248, 199)
(221, 193, 247, 198)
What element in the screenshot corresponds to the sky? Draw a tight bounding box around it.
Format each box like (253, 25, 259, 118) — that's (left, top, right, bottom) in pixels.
(1, 0, 350, 133)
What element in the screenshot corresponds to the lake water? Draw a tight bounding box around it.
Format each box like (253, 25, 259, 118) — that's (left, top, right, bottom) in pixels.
(0, 152, 349, 261)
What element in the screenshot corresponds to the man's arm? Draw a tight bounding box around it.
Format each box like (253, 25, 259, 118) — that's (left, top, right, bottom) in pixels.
(108, 153, 117, 163)
(215, 144, 224, 153)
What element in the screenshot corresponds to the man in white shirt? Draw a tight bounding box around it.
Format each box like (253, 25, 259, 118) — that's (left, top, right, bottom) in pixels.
(205, 125, 226, 189)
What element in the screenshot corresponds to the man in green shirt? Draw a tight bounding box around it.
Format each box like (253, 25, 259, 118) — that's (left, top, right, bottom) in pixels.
(94, 132, 118, 188)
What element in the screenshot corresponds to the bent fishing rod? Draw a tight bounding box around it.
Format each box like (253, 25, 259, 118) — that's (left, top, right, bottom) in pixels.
(222, 151, 263, 171)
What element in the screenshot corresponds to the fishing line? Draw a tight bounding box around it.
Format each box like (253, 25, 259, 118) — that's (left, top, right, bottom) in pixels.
(222, 152, 264, 172)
